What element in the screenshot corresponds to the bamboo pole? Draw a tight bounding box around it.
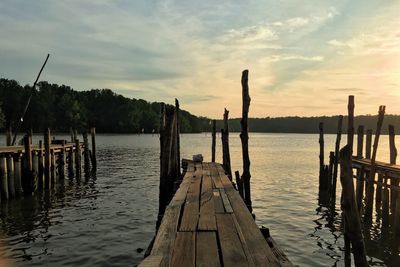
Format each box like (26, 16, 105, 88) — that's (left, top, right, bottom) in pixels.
(211, 120, 216, 163)
(240, 69, 252, 212)
(339, 145, 368, 267)
(365, 105, 385, 221)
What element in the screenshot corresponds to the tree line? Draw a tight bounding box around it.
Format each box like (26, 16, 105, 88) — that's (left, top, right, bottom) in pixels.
(0, 78, 209, 133)
(1, 78, 399, 134)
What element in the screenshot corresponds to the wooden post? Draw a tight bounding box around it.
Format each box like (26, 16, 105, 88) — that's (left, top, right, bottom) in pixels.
(44, 128, 51, 190)
(389, 125, 398, 214)
(6, 126, 12, 146)
(91, 127, 97, 170)
(70, 127, 74, 142)
(365, 105, 385, 221)
(51, 149, 56, 184)
(38, 140, 44, 189)
(59, 141, 66, 179)
(7, 155, 15, 198)
(382, 177, 390, 228)
(211, 120, 216, 163)
(347, 96, 355, 153)
(375, 173, 383, 210)
(83, 132, 90, 174)
(365, 129, 372, 160)
(32, 151, 39, 191)
(355, 125, 364, 211)
(222, 108, 232, 179)
(23, 134, 35, 194)
(14, 154, 23, 195)
(235, 170, 244, 199)
(175, 99, 181, 176)
(158, 105, 178, 228)
(318, 122, 325, 190)
(240, 69, 252, 212)
(0, 155, 8, 200)
(328, 152, 334, 182)
(332, 115, 343, 200)
(68, 147, 74, 178)
(339, 145, 368, 267)
(75, 138, 82, 178)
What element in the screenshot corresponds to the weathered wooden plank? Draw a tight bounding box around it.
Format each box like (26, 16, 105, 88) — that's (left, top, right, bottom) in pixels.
(170, 232, 195, 267)
(180, 165, 202, 231)
(220, 189, 233, 213)
(223, 179, 279, 266)
(213, 189, 225, 213)
(138, 255, 163, 267)
(196, 232, 221, 267)
(216, 213, 249, 267)
(198, 174, 217, 231)
(150, 168, 194, 266)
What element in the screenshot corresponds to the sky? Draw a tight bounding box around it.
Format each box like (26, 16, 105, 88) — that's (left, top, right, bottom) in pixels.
(0, 0, 399, 119)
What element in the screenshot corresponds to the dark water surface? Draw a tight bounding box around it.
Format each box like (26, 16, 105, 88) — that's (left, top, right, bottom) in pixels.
(0, 133, 399, 266)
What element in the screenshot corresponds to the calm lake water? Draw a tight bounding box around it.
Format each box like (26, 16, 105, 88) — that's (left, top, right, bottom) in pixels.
(0, 133, 399, 266)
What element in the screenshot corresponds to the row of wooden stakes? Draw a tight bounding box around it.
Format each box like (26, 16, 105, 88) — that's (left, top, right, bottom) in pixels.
(0, 127, 97, 202)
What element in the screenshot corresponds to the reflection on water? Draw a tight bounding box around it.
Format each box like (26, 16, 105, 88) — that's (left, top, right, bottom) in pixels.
(0, 133, 400, 266)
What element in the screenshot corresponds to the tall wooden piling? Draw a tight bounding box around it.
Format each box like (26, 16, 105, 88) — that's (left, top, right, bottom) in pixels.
(7, 155, 15, 198)
(0, 156, 8, 200)
(319, 122, 324, 178)
(365, 130, 372, 160)
(332, 115, 343, 200)
(75, 138, 82, 178)
(355, 125, 364, 211)
(339, 145, 368, 267)
(6, 126, 12, 146)
(14, 154, 23, 195)
(23, 134, 35, 194)
(44, 128, 51, 189)
(389, 125, 398, 214)
(91, 127, 97, 170)
(240, 69, 252, 212)
(365, 105, 385, 221)
(211, 120, 216, 163)
(222, 108, 232, 179)
(347, 96, 355, 153)
(175, 99, 181, 175)
(83, 132, 90, 174)
(158, 104, 180, 228)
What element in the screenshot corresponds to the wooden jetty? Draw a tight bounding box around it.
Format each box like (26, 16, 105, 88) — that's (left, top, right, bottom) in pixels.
(0, 128, 96, 201)
(140, 70, 293, 266)
(319, 95, 400, 266)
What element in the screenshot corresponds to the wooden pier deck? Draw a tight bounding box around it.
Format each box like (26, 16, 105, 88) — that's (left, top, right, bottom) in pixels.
(140, 160, 291, 267)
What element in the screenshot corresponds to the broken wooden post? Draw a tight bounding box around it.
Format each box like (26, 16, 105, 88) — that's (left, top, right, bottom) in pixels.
(91, 127, 97, 170)
(332, 115, 343, 203)
(240, 69, 252, 212)
(222, 108, 232, 179)
(389, 125, 398, 214)
(7, 154, 15, 198)
(211, 120, 216, 163)
(0, 155, 8, 200)
(235, 170, 244, 199)
(339, 145, 368, 267)
(44, 128, 51, 189)
(14, 154, 23, 195)
(365, 105, 385, 221)
(355, 125, 364, 211)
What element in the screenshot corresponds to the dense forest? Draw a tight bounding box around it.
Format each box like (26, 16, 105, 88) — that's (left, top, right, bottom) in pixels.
(0, 79, 210, 133)
(1, 78, 400, 134)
